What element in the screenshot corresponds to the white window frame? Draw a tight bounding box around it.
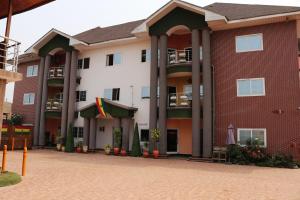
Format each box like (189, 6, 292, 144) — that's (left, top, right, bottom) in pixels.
(237, 128, 267, 147)
(141, 86, 150, 99)
(235, 33, 264, 53)
(237, 78, 265, 97)
(23, 93, 35, 105)
(26, 65, 38, 77)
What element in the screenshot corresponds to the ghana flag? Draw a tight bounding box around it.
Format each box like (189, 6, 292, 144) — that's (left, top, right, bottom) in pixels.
(96, 98, 107, 118)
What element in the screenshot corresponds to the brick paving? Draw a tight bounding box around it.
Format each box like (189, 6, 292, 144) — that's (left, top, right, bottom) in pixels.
(0, 150, 300, 200)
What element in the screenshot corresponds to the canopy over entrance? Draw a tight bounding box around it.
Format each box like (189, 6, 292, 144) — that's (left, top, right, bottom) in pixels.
(80, 98, 138, 119)
(0, 0, 55, 19)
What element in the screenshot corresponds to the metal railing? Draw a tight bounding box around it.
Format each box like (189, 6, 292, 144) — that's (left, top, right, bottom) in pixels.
(48, 67, 64, 79)
(168, 50, 192, 65)
(46, 99, 63, 111)
(0, 35, 20, 72)
(168, 92, 192, 107)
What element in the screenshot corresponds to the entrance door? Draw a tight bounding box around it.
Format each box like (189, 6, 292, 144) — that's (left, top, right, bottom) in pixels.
(167, 129, 178, 154)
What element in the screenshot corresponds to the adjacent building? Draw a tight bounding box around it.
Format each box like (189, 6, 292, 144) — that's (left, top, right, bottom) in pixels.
(12, 0, 300, 157)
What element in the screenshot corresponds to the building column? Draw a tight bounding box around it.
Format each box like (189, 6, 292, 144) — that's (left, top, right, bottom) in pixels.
(159, 34, 168, 155)
(33, 57, 45, 146)
(121, 118, 130, 151)
(39, 55, 51, 146)
(113, 118, 121, 147)
(60, 51, 71, 139)
(67, 50, 78, 130)
(89, 118, 96, 150)
(149, 35, 159, 152)
(192, 29, 201, 157)
(202, 28, 213, 158)
(83, 118, 90, 147)
(0, 79, 6, 143)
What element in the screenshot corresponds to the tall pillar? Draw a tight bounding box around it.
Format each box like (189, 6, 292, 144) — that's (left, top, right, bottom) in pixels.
(149, 35, 159, 152)
(202, 28, 213, 158)
(0, 79, 6, 142)
(61, 51, 71, 138)
(33, 57, 45, 146)
(121, 118, 130, 151)
(113, 118, 121, 147)
(39, 55, 51, 146)
(159, 34, 168, 155)
(89, 118, 96, 150)
(83, 118, 90, 147)
(67, 50, 78, 130)
(192, 29, 201, 157)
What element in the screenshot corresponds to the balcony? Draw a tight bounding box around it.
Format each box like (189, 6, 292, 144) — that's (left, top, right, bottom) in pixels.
(0, 36, 22, 82)
(48, 67, 64, 87)
(168, 92, 192, 108)
(45, 99, 62, 119)
(167, 50, 192, 77)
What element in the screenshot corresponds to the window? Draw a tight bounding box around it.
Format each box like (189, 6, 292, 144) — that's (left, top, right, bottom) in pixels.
(141, 86, 150, 99)
(23, 93, 35, 105)
(183, 85, 204, 99)
(237, 78, 265, 97)
(26, 65, 38, 77)
(99, 127, 105, 132)
(238, 129, 267, 147)
(236, 34, 263, 53)
(141, 129, 149, 142)
(141, 49, 150, 63)
(73, 127, 78, 137)
(76, 91, 87, 102)
(106, 53, 121, 66)
(78, 127, 84, 138)
(104, 88, 120, 101)
(78, 58, 90, 69)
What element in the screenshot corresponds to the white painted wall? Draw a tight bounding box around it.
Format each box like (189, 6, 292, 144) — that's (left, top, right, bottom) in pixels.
(74, 39, 151, 147)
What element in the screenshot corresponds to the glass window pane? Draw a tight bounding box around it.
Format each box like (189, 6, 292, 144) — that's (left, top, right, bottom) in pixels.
(252, 130, 265, 146)
(236, 34, 263, 52)
(33, 66, 38, 76)
(238, 80, 251, 96)
(141, 87, 150, 99)
(146, 49, 151, 62)
(114, 53, 121, 65)
(141, 129, 149, 142)
(251, 79, 264, 95)
(104, 89, 112, 100)
(83, 58, 90, 69)
(239, 130, 251, 146)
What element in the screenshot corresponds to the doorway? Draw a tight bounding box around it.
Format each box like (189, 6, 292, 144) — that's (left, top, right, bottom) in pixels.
(167, 129, 178, 154)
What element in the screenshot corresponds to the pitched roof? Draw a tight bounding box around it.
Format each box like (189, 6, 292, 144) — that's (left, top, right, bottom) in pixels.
(204, 3, 300, 21)
(73, 19, 145, 44)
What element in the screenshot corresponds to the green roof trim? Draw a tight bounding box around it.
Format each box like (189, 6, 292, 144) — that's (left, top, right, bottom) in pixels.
(80, 99, 137, 119)
(47, 78, 64, 87)
(45, 111, 62, 119)
(149, 7, 208, 36)
(167, 64, 192, 74)
(39, 34, 73, 57)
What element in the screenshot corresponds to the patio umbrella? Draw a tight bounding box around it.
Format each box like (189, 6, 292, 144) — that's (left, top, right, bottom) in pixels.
(226, 124, 236, 145)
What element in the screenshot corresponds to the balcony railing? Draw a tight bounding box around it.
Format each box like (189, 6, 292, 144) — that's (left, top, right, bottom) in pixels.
(0, 35, 20, 72)
(48, 67, 64, 79)
(168, 50, 192, 65)
(46, 99, 63, 111)
(168, 92, 192, 108)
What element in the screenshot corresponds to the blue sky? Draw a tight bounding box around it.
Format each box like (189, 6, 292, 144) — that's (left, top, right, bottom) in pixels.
(1, 0, 300, 102)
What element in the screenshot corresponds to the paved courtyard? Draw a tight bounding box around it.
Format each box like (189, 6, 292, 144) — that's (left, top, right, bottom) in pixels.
(0, 150, 300, 200)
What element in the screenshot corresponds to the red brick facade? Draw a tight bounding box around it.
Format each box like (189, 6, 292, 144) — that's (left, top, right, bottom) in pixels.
(212, 21, 300, 154)
(12, 60, 40, 125)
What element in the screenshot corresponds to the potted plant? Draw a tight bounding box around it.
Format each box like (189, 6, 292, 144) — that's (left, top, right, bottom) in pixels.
(82, 145, 88, 153)
(104, 144, 112, 155)
(121, 148, 127, 156)
(151, 128, 160, 159)
(61, 145, 65, 152)
(143, 142, 149, 158)
(113, 128, 121, 155)
(56, 133, 62, 151)
(76, 141, 83, 153)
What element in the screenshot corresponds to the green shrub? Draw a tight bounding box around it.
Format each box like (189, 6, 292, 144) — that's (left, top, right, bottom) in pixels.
(65, 124, 74, 153)
(10, 114, 23, 126)
(131, 123, 142, 157)
(114, 128, 121, 148)
(151, 128, 160, 150)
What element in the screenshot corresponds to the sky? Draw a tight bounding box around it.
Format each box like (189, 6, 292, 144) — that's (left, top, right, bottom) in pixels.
(1, 0, 300, 102)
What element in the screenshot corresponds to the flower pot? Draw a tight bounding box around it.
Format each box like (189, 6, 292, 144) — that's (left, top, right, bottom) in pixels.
(76, 147, 82, 153)
(143, 150, 149, 158)
(56, 144, 61, 151)
(114, 147, 120, 155)
(105, 148, 111, 155)
(121, 149, 127, 156)
(61, 146, 65, 152)
(153, 150, 159, 159)
(82, 146, 88, 153)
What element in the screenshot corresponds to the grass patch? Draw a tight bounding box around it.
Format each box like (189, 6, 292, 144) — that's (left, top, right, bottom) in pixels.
(0, 171, 22, 187)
